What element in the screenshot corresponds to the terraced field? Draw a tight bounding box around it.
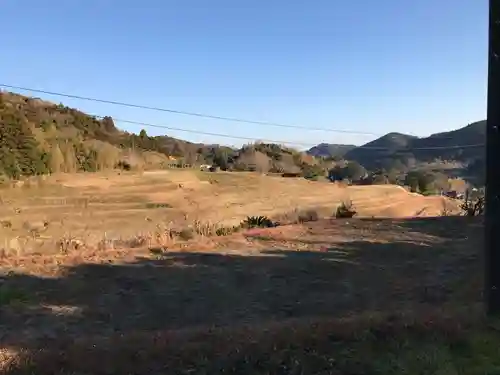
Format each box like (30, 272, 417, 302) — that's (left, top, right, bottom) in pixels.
(0, 170, 460, 255)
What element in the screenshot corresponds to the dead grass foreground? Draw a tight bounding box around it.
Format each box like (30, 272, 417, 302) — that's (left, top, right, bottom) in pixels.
(0, 217, 482, 337)
(4, 307, 500, 375)
(0, 216, 487, 374)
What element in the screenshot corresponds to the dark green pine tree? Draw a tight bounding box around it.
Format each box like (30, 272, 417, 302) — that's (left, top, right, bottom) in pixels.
(0, 104, 50, 177)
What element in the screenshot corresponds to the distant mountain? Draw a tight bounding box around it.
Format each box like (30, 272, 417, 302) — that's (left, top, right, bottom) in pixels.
(411, 121, 485, 162)
(341, 122, 486, 171)
(306, 143, 356, 158)
(344, 132, 418, 169)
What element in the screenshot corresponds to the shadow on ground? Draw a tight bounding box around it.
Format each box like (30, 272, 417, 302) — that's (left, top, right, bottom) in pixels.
(0, 216, 485, 375)
(1, 218, 482, 350)
(361, 215, 483, 240)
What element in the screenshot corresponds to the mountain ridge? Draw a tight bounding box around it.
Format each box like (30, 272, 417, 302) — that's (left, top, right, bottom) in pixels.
(308, 121, 485, 171)
(306, 143, 356, 158)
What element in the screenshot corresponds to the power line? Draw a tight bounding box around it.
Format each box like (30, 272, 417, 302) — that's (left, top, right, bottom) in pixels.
(0, 84, 486, 150)
(99, 115, 485, 151)
(110, 116, 320, 147)
(1, 84, 382, 135)
(0, 83, 463, 139)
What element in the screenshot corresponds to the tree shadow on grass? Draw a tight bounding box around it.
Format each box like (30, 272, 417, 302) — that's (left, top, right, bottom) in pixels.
(358, 215, 483, 240)
(1, 223, 483, 374)
(1, 232, 481, 351)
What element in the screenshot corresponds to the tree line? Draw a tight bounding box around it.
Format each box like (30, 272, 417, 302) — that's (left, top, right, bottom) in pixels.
(0, 91, 476, 194)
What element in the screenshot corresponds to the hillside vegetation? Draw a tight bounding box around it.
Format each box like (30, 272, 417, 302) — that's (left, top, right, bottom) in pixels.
(0, 90, 486, 188)
(0, 91, 328, 179)
(306, 143, 356, 158)
(0, 91, 208, 177)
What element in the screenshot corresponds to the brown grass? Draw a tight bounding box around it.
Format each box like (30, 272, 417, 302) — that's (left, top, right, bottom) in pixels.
(0, 170, 460, 257)
(4, 308, 493, 375)
(0, 170, 484, 374)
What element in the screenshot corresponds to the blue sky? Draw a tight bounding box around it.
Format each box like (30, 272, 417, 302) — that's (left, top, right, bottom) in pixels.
(0, 0, 488, 148)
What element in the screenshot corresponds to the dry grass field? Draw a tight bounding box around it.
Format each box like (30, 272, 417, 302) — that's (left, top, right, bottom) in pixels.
(1, 170, 492, 374)
(0, 169, 460, 257)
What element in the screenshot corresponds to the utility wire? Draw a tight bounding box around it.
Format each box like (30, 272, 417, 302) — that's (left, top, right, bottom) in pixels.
(101, 115, 485, 151)
(1, 84, 381, 135)
(0, 83, 485, 148)
(0, 83, 455, 138)
(108, 116, 319, 147)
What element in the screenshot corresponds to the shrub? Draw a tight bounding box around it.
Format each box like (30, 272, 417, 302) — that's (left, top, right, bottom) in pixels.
(192, 220, 217, 237)
(126, 235, 150, 248)
(272, 208, 320, 225)
(302, 165, 325, 180)
(372, 173, 389, 185)
(461, 191, 485, 216)
(298, 209, 319, 223)
(241, 215, 276, 229)
(328, 162, 367, 183)
(57, 237, 85, 254)
(149, 225, 178, 247)
(335, 201, 357, 218)
(404, 170, 448, 194)
(191, 220, 238, 237)
(271, 209, 300, 225)
(115, 160, 131, 171)
(440, 200, 452, 216)
(215, 226, 240, 236)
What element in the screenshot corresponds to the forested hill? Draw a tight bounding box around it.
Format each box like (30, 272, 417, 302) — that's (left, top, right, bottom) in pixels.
(310, 121, 486, 171)
(0, 91, 215, 178)
(0, 91, 325, 179)
(306, 143, 356, 158)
